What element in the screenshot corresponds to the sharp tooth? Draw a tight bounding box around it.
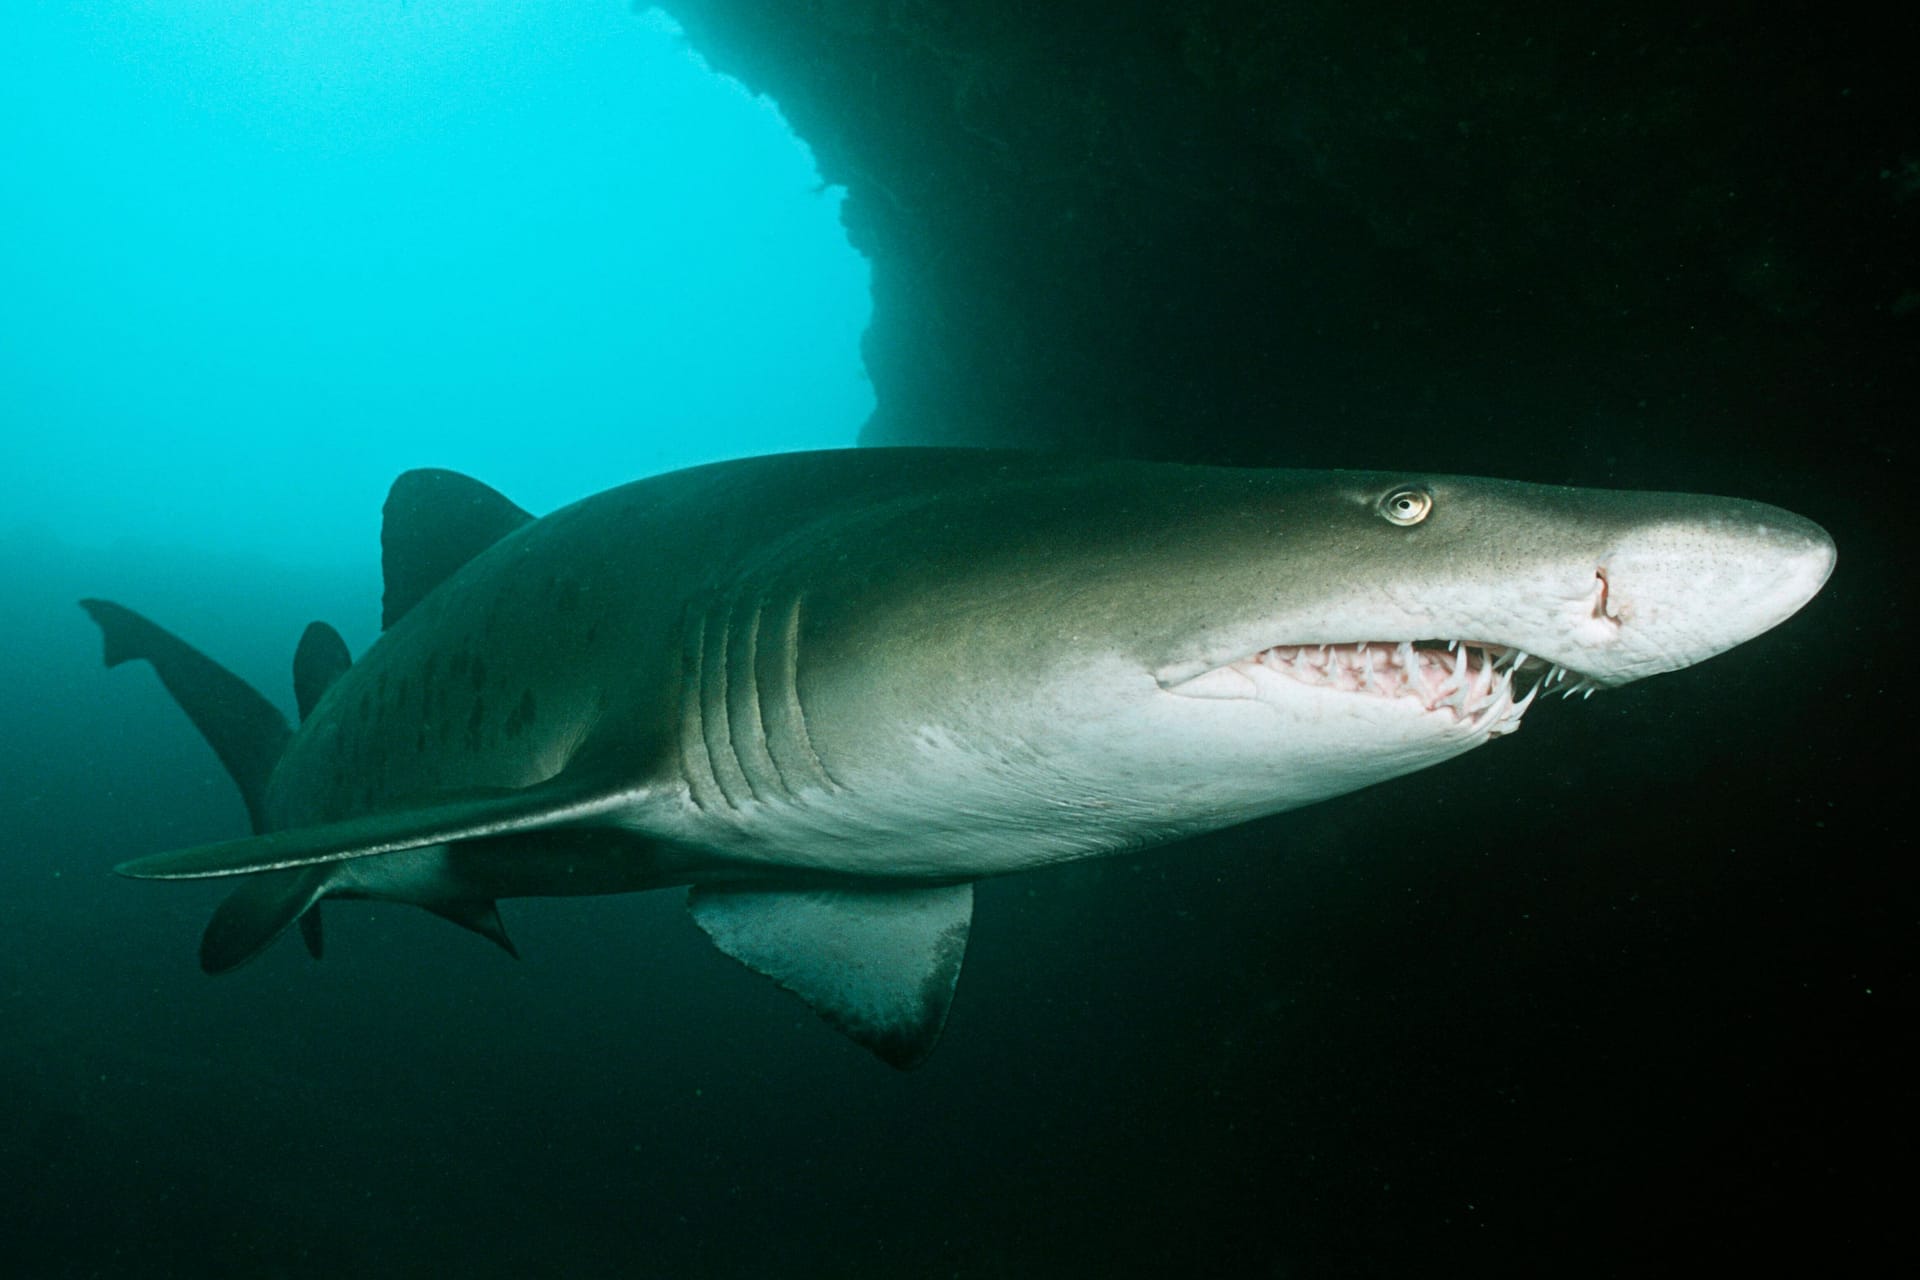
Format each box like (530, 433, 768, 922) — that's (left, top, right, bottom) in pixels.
(1511, 680, 1540, 718)
(1491, 677, 1537, 737)
(1473, 669, 1499, 718)
(1448, 683, 1468, 713)
(1447, 639, 1459, 653)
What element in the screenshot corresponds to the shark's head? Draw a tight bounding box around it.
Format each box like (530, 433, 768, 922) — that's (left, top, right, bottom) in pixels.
(764, 457, 1836, 871)
(1150, 467, 1838, 693)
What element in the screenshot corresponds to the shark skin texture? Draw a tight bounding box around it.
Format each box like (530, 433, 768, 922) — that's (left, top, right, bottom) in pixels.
(83, 448, 1836, 1067)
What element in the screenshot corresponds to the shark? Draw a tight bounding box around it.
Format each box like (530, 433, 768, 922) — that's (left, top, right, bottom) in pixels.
(84, 448, 1835, 1067)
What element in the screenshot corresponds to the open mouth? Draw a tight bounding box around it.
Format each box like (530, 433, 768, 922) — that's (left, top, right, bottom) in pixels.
(1168, 641, 1598, 738)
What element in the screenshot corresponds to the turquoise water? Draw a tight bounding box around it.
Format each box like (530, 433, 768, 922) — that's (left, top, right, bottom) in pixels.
(0, 1, 870, 563)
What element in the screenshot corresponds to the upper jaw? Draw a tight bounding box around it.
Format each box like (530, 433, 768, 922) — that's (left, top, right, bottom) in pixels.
(1159, 638, 1600, 738)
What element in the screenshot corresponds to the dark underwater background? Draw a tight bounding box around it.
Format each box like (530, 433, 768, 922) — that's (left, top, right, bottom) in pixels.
(2, 3, 1910, 1278)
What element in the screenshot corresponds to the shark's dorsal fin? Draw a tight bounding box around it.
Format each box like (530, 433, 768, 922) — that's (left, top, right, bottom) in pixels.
(79, 599, 291, 834)
(113, 777, 642, 880)
(293, 621, 352, 722)
(687, 882, 974, 1069)
(381, 469, 533, 629)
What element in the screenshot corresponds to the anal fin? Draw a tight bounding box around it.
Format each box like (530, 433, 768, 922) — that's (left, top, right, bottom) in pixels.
(201, 867, 330, 974)
(298, 902, 325, 959)
(687, 882, 973, 1069)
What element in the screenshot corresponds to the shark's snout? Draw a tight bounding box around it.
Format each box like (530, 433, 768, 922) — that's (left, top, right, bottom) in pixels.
(1581, 501, 1836, 685)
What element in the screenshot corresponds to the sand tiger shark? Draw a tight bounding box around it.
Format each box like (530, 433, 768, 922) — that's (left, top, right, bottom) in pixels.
(84, 448, 1835, 1066)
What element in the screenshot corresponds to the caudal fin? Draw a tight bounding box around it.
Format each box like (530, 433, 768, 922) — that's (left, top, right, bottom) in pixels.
(78, 599, 291, 832)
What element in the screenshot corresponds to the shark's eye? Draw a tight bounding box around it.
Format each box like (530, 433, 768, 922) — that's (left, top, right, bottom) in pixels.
(1379, 487, 1433, 526)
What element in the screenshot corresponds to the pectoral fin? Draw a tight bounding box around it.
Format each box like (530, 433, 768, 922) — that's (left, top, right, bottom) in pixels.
(114, 777, 646, 880)
(687, 882, 973, 1070)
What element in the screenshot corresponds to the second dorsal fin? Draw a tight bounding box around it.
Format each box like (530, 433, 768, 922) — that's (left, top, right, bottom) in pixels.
(293, 621, 352, 721)
(381, 469, 533, 629)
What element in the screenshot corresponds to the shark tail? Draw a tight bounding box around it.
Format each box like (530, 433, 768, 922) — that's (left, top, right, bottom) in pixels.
(80, 598, 341, 968)
(78, 599, 292, 832)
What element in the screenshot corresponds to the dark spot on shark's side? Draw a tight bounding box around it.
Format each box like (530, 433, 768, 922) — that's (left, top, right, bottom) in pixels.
(471, 657, 487, 691)
(450, 652, 470, 678)
(504, 689, 537, 738)
(467, 698, 486, 751)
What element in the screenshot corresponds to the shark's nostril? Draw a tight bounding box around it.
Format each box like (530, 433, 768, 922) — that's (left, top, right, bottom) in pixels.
(1592, 568, 1621, 624)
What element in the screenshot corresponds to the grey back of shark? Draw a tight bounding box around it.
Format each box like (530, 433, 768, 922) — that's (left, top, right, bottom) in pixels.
(84, 448, 1836, 1067)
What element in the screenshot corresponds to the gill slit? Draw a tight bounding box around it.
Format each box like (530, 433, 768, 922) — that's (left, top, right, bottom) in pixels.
(698, 604, 752, 811)
(730, 600, 787, 802)
(679, 610, 720, 812)
(782, 594, 842, 791)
